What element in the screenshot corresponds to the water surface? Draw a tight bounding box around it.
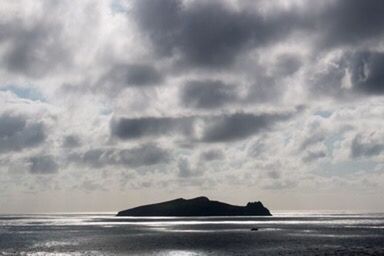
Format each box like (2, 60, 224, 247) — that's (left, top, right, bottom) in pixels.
(1, 211, 383, 255)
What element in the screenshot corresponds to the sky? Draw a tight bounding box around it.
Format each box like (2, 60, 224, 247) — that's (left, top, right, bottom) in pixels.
(1, 0, 384, 213)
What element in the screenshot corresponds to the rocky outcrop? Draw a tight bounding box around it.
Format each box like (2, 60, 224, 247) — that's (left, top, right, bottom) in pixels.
(116, 196, 272, 216)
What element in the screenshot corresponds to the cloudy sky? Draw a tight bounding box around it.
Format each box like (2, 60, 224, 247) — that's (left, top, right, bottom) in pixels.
(1, 0, 384, 213)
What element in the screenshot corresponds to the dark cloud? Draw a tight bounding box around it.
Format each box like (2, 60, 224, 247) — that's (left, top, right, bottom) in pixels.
(348, 51, 384, 94)
(112, 111, 295, 143)
(180, 80, 238, 109)
(119, 144, 171, 168)
(199, 149, 224, 162)
(319, 0, 384, 48)
(80, 149, 107, 168)
(200, 112, 292, 143)
(245, 76, 280, 103)
(70, 144, 170, 169)
(311, 50, 384, 97)
(133, 0, 299, 68)
(0, 21, 68, 78)
(0, 114, 46, 153)
(133, 0, 384, 68)
(29, 155, 58, 174)
(110, 116, 193, 140)
(351, 134, 384, 158)
(272, 54, 302, 77)
(100, 63, 163, 88)
(62, 135, 81, 148)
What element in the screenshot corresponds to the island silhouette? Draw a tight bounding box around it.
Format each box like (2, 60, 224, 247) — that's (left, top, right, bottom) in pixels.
(116, 196, 272, 216)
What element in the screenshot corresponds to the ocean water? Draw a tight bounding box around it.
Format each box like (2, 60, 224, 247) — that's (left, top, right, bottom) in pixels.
(0, 211, 383, 255)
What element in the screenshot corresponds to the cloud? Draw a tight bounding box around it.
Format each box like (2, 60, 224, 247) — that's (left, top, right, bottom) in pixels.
(318, 0, 384, 48)
(272, 54, 302, 77)
(111, 111, 294, 143)
(0, 113, 46, 154)
(348, 51, 384, 94)
(300, 129, 326, 151)
(29, 155, 58, 174)
(180, 80, 238, 109)
(132, 0, 300, 68)
(0, 14, 68, 78)
(200, 112, 292, 143)
(311, 50, 384, 97)
(99, 63, 163, 89)
(62, 135, 81, 148)
(70, 144, 170, 169)
(119, 144, 171, 168)
(199, 149, 224, 162)
(302, 150, 327, 163)
(351, 134, 384, 158)
(177, 157, 192, 178)
(1, 0, 384, 210)
(110, 116, 193, 140)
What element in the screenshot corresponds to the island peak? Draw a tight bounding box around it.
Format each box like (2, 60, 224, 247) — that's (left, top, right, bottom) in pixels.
(117, 196, 271, 216)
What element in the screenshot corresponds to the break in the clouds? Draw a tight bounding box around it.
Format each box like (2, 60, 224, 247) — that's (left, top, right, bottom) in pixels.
(0, 0, 384, 212)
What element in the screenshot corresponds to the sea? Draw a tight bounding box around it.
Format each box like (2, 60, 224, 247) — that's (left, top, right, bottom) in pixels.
(0, 211, 383, 255)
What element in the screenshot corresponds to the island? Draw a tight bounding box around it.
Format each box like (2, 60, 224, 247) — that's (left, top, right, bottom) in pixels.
(116, 196, 272, 216)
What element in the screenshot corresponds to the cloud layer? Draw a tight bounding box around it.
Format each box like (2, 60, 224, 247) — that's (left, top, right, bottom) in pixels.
(0, 0, 384, 212)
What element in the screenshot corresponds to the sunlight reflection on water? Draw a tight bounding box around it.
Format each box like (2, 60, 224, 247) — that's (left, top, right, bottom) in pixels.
(158, 250, 206, 256)
(0, 212, 383, 255)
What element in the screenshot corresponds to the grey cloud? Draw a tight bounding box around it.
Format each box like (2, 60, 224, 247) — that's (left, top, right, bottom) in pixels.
(0, 114, 46, 153)
(133, 0, 384, 70)
(309, 58, 347, 98)
(200, 112, 292, 143)
(311, 50, 384, 97)
(300, 133, 325, 151)
(245, 76, 280, 103)
(111, 111, 294, 143)
(133, 0, 300, 68)
(318, 0, 384, 48)
(180, 80, 238, 109)
(100, 63, 163, 88)
(199, 149, 224, 162)
(119, 144, 170, 168)
(351, 134, 384, 158)
(110, 116, 193, 140)
(112, 111, 294, 143)
(80, 149, 107, 168)
(29, 155, 58, 174)
(348, 51, 384, 94)
(272, 54, 302, 77)
(247, 137, 266, 157)
(177, 158, 192, 178)
(71, 144, 170, 169)
(62, 135, 81, 148)
(302, 150, 327, 163)
(0, 20, 68, 78)
(177, 157, 201, 178)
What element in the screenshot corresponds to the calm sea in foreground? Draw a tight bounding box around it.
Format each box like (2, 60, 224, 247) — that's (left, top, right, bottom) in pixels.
(1, 211, 383, 255)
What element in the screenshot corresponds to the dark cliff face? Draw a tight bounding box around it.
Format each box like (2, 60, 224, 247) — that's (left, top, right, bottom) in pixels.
(116, 196, 272, 216)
